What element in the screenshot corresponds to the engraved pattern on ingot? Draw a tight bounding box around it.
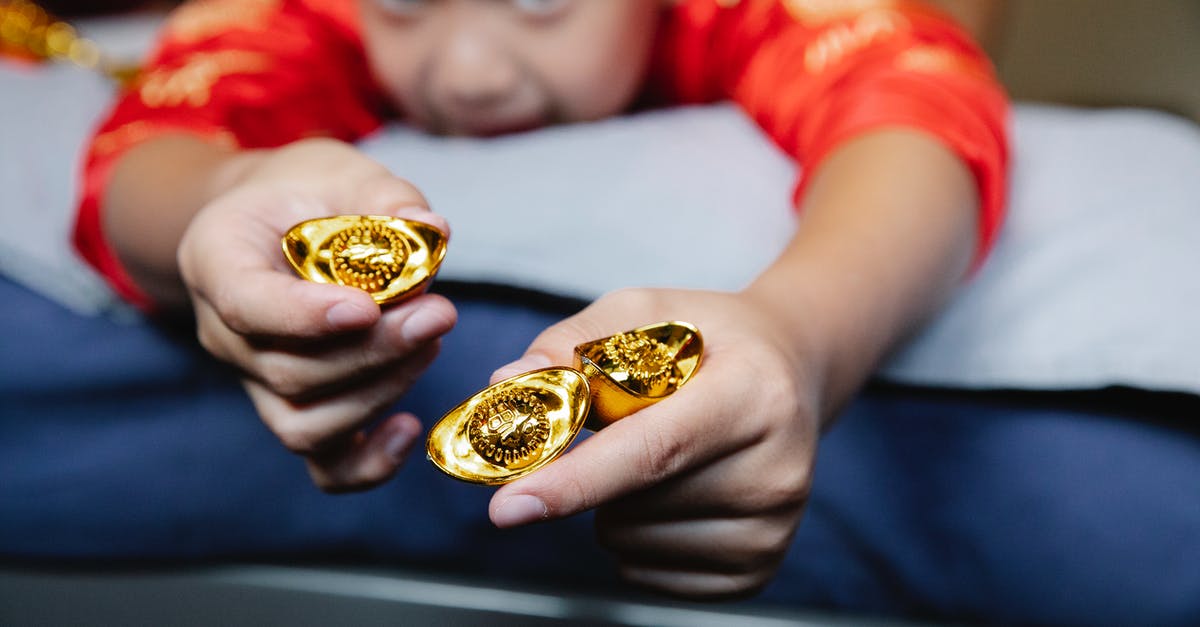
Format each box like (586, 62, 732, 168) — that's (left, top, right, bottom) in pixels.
(602, 331, 676, 390)
(468, 389, 551, 468)
(328, 222, 410, 292)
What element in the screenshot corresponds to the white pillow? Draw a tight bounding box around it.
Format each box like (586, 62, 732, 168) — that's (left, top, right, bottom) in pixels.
(0, 64, 123, 316)
(881, 105, 1200, 392)
(358, 106, 798, 299)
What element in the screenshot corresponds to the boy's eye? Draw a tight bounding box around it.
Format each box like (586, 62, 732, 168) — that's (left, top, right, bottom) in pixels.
(374, 0, 431, 16)
(509, 0, 571, 17)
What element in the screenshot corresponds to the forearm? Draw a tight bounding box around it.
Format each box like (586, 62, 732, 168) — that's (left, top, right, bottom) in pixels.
(103, 135, 263, 309)
(743, 129, 979, 423)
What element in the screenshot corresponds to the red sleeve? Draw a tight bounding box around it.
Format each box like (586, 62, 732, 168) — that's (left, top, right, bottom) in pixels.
(73, 0, 386, 309)
(648, 0, 1010, 268)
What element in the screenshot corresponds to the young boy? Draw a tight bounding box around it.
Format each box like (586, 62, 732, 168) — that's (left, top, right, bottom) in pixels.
(75, 0, 1007, 599)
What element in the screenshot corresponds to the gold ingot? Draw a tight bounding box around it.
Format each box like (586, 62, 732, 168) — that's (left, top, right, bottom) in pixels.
(282, 215, 447, 305)
(574, 320, 703, 431)
(427, 368, 591, 486)
(427, 322, 703, 485)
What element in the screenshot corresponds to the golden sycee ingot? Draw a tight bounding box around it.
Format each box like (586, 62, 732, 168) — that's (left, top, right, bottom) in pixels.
(574, 320, 703, 431)
(427, 368, 592, 486)
(282, 215, 447, 305)
(427, 321, 702, 485)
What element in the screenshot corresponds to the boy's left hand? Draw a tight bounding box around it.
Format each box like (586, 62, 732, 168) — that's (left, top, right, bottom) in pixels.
(487, 288, 821, 599)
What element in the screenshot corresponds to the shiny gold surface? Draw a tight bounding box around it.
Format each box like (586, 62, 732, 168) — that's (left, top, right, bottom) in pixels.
(427, 368, 590, 486)
(575, 321, 703, 430)
(282, 215, 447, 305)
(428, 322, 703, 485)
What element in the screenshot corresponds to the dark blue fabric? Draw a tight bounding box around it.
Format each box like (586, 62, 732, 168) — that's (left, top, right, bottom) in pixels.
(766, 390, 1200, 625)
(2, 276, 1198, 626)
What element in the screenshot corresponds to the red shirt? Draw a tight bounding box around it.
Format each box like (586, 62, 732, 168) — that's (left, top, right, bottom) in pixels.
(75, 0, 1009, 309)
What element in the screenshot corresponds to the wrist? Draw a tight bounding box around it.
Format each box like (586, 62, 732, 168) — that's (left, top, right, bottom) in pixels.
(202, 147, 268, 204)
(105, 136, 265, 309)
(740, 278, 860, 429)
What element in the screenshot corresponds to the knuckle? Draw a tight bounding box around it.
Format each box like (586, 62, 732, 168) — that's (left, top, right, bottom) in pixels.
(260, 363, 311, 400)
(538, 317, 599, 354)
(719, 572, 772, 599)
(740, 521, 796, 566)
(755, 466, 812, 511)
(274, 423, 325, 456)
(601, 287, 663, 316)
(211, 290, 252, 336)
(195, 324, 222, 357)
(305, 455, 395, 495)
(755, 367, 805, 423)
(554, 472, 602, 516)
(307, 468, 339, 493)
(317, 472, 383, 495)
(630, 570, 767, 602)
(680, 572, 770, 601)
(372, 170, 422, 196)
(637, 422, 688, 483)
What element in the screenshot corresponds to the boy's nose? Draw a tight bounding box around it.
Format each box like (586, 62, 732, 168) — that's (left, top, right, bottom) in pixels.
(436, 28, 521, 108)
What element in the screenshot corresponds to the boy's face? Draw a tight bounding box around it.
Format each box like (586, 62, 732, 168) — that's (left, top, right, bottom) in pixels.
(359, 0, 664, 136)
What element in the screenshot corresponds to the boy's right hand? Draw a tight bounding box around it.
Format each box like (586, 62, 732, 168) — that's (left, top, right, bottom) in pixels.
(177, 139, 456, 492)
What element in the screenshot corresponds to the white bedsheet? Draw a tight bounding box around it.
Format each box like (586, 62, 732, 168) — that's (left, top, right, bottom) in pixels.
(3, 60, 1198, 395)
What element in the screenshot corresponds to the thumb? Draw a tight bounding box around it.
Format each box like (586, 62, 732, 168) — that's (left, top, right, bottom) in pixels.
(489, 309, 613, 384)
(486, 398, 705, 528)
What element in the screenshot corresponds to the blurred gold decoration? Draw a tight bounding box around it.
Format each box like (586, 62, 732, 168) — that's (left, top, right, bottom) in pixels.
(164, 0, 278, 44)
(428, 322, 703, 485)
(783, 0, 896, 24)
(803, 9, 905, 74)
(138, 50, 270, 108)
(0, 0, 141, 86)
(282, 215, 447, 305)
(92, 120, 239, 157)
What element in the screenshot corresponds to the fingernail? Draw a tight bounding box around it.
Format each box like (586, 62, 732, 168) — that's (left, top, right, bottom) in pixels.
(492, 354, 553, 382)
(401, 307, 451, 344)
(492, 495, 548, 528)
(326, 300, 375, 328)
(384, 421, 419, 463)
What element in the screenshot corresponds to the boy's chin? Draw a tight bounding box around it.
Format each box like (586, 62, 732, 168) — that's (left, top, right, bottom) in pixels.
(446, 117, 549, 138)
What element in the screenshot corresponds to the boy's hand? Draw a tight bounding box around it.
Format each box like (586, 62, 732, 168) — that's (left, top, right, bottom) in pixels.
(486, 288, 820, 599)
(178, 139, 456, 492)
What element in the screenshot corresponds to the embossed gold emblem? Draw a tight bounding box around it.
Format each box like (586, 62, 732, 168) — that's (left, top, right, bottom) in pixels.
(282, 215, 447, 305)
(427, 321, 703, 485)
(468, 389, 550, 468)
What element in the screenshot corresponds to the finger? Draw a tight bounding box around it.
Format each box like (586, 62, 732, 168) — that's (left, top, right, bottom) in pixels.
(244, 295, 455, 401)
(245, 341, 441, 455)
(203, 267, 382, 338)
(595, 513, 798, 575)
(488, 301, 628, 383)
(305, 412, 424, 493)
(349, 173, 450, 237)
(488, 381, 752, 528)
(617, 565, 772, 601)
(598, 439, 812, 520)
(191, 292, 370, 373)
